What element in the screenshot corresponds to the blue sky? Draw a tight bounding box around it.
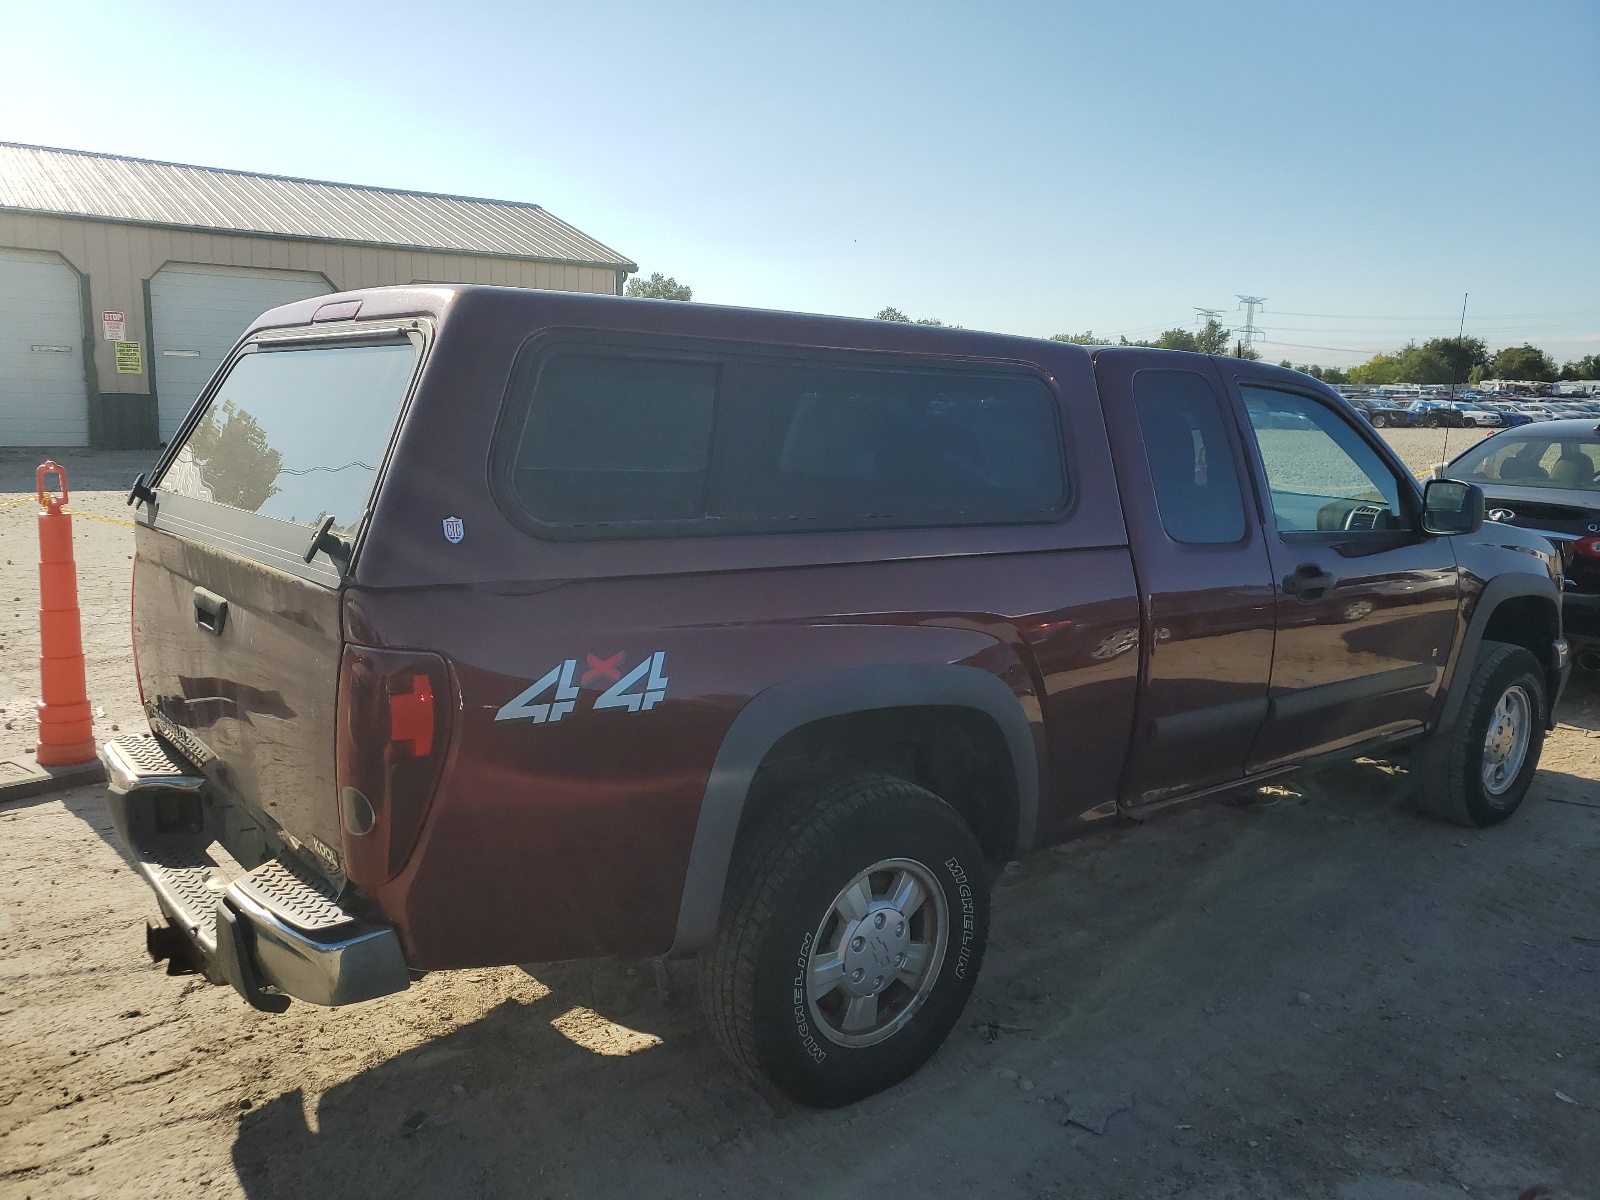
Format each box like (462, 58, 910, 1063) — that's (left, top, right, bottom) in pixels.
(3, 0, 1596, 366)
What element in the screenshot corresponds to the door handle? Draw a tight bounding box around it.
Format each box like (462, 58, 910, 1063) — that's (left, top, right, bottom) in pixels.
(194, 587, 228, 635)
(1282, 563, 1336, 600)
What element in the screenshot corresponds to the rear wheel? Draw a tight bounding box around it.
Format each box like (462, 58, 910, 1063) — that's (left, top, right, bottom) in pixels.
(1412, 640, 1547, 827)
(1425, 412, 1444, 428)
(700, 773, 990, 1107)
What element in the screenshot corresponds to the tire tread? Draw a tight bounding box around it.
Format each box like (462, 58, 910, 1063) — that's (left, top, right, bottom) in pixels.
(1413, 639, 1545, 826)
(699, 773, 963, 1090)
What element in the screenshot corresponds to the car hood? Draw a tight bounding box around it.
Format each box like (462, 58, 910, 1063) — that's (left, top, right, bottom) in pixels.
(1471, 483, 1600, 515)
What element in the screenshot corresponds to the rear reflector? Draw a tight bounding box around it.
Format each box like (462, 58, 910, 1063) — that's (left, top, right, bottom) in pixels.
(312, 300, 362, 323)
(337, 646, 453, 885)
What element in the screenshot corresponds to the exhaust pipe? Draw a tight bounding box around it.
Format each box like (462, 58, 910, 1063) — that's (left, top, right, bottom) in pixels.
(1577, 649, 1600, 673)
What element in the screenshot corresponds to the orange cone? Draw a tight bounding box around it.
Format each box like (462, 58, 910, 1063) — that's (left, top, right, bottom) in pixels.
(35, 461, 95, 766)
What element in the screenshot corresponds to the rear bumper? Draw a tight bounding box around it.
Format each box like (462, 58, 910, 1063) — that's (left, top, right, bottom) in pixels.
(100, 735, 409, 1010)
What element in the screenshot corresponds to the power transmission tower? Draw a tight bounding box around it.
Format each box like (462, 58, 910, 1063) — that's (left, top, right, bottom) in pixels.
(1236, 295, 1267, 355)
(1194, 307, 1226, 327)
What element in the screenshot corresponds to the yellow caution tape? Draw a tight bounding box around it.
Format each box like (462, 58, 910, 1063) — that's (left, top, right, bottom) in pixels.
(0, 497, 136, 526)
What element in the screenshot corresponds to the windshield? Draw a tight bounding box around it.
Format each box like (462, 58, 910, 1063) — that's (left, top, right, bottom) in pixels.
(1452, 435, 1600, 491)
(156, 341, 419, 532)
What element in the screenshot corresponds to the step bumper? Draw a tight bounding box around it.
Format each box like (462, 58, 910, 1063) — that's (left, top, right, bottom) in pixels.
(98, 734, 409, 1010)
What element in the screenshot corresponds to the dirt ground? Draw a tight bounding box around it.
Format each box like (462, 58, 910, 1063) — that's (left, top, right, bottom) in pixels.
(2, 436, 1597, 1200)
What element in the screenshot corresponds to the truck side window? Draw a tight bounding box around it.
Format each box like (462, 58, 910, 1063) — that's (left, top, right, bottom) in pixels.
(1240, 386, 1405, 534)
(512, 354, 719, 524)
(1131, 370, 1247, 544)
(504, 347, 1066, 535)
(712, 361, 1064, 527)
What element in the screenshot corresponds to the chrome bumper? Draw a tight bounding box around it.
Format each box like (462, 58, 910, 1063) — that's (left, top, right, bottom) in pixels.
(99, 734, 409, 1010)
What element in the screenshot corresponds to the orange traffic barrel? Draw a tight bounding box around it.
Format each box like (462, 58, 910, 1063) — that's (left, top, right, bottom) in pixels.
(35, 461, 95, 766)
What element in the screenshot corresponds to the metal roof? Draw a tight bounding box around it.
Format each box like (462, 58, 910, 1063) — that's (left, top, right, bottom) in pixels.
(0, 142, 635, 270)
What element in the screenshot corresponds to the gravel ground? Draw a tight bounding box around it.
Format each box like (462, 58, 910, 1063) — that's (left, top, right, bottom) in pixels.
(1378, 427, 1493, 477)
(2, 440, 1596, 1200)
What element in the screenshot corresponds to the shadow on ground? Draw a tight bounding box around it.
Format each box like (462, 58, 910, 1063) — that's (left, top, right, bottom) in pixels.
(229, 746, 1599, 1199)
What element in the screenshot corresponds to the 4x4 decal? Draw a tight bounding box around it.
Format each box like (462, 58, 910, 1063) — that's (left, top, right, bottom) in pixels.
(495, 652, 669, 723)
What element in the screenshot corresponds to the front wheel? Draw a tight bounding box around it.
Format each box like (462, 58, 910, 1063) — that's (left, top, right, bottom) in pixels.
(700, 774, 990, 1107)
(1372, 412, 1390, 428)
(1412, 640, 1547, 827)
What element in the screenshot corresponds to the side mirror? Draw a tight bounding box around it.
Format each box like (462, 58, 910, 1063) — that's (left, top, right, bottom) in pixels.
(1421, 479, 1484, 536)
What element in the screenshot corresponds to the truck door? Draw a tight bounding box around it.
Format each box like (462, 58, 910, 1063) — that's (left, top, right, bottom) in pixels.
(1094, 352, 1276, 806)
(1217, 369, 1460, 769)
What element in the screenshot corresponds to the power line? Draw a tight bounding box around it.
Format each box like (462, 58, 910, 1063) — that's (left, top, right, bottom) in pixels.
(1267, 309, 1600, 321)
(1256, 339, 1386, 355)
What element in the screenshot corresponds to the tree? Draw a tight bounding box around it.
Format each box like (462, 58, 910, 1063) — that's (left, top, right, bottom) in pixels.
(1191, 318, 1232, 356)
(185, 401, 281, 511)
(875, 307, 959, 326)
(1488, 343, 1558, 382)
(1348, 351, 1405, 385)
(1295, 363, 1350, 384)
(1348, 336, 1488, 385)
(1149, 328, 1202, 352)
(625, 272, 692, 301)
(1560, 354, 1600, 380)
(1413, 336, 1488, 385)
(1052, 319, 1228, 354)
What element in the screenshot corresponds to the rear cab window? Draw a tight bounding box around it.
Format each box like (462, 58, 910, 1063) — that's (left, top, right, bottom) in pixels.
(1131, 369, 1247, 545)
(500, 344, 1068, 538)
(152, 329, 424, 582)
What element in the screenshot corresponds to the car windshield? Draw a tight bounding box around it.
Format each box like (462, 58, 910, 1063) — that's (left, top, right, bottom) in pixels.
(1451, 435, 1600, 491)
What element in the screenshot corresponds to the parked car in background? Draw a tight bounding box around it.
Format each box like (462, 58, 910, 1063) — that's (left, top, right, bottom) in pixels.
(1511, 404, 1559, 422)
(100, 292, 1571, 1106)
(1443, 419, 1600, 669)
(1541, 403, 1593, 421)
(1349, 397, 1418, 428)
(1410, 399, 1504, 428)
(1481, 403, 1538, 428)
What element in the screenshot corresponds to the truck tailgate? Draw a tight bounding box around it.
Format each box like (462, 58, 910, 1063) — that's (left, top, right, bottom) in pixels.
(132, 328, 424, 887)
(134, 525, 345, 875)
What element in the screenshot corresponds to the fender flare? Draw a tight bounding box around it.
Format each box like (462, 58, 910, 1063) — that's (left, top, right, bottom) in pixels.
(668, 663, 1040, 955)
(1436, 571, 1562, 733)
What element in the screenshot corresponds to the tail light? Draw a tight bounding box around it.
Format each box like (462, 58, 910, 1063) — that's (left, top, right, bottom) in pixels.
(1572, 535, 1600, 560)
(336, 646, 454, 885)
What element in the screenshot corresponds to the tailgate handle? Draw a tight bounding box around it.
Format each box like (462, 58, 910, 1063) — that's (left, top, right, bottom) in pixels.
(193, 587, 229, 635)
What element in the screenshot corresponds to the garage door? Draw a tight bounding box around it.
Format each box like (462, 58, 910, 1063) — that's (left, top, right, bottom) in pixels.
(150, 263, 331, 439)
(0, 248, 87, 446)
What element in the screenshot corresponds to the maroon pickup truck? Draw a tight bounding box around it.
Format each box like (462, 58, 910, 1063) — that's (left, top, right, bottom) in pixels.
(103, 286, 1570, 1106)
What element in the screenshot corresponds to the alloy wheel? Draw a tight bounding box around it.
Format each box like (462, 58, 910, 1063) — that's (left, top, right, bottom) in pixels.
(804, 858, 948, 1048)
(1482, 683, 1533, 801)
